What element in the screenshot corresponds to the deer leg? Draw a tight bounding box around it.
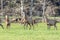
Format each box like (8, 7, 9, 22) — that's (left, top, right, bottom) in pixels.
(32, 23, 34, 30)
(32, 25, 34, 30)
(0, 24, 4, 29)
(6, 25, 9, 29)
(47, 24, 51, 29)
(36, 23, 38, 27)
(54, 24, 57, 30)
(24, 23, 28, 29)
(6, 23, 10, 29)
(23, 23, 26, 29)
(23, 22, 28, 29)
(29, 23, 31, 30)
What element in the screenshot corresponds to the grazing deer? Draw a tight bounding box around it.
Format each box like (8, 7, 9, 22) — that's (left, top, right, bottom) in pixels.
(45, 15, 57, 30)
(0, 18, 4, 29)
(5, 15, 10, 29)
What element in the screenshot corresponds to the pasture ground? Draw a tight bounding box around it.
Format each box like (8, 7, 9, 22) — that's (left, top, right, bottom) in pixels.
(0, 23, 60, 40)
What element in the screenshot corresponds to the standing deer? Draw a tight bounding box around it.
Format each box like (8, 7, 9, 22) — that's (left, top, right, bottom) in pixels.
(5, 15, 10, 29)
(25, 16, 34, 30)
(44, 4, 58, 30)
(45, 15, 57, 30)
(20, 10, 34, 30)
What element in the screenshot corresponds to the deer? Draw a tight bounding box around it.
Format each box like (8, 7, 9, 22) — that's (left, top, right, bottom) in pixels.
(19, 10, 35, 30)
(44, 5, 58, 30)
(45, 15, 57, 30)
(5, 15, 10, 29)
(20, 8, 42, 30)
(20, 15, 34, 30)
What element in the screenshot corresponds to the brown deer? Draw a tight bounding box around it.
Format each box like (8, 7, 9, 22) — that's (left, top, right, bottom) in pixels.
(19, 12, 34, 30)
(5, 15, 10, 29)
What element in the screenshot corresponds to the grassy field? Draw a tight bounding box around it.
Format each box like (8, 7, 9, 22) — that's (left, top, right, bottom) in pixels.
(0, 23, 60, 40)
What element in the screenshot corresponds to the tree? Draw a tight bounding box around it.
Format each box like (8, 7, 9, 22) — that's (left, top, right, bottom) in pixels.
(42, 0, 46, 22)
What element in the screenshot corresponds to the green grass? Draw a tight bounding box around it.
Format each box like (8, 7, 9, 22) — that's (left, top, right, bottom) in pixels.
(0, 23, 60, 40)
